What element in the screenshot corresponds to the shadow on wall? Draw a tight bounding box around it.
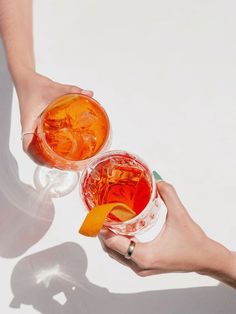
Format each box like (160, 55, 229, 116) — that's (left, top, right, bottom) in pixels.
(10, 242, 236, 314)
(0, 39, 54, 258)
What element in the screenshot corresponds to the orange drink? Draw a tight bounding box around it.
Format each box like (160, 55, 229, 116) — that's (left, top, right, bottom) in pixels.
(28, 94, 110, 171)
(80, 151, 160, 235)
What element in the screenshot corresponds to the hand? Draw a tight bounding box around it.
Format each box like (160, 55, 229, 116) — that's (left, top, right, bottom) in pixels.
(100, 180, 231, 278)
(15, 70, 93, 152)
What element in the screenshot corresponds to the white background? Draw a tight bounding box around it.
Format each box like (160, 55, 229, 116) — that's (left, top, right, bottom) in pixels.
(0, 0, 236, 313)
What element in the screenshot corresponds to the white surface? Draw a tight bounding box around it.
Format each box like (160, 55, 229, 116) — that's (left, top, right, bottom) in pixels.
(0, 0, 236, 313)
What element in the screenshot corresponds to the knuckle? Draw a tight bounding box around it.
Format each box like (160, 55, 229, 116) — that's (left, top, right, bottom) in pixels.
(104, 238, 118, 252)
(71, 86, 81, 92)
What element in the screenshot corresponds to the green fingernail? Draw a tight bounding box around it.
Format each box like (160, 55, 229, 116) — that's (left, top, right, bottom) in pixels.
(153, 171, 163, 181)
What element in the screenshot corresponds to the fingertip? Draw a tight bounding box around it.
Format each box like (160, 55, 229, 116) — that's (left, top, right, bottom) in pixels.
(81, 90, 94, 97)
(99, 228, 107, 236)
(99, 228, 113, 239)
(61, 84, 93, 97)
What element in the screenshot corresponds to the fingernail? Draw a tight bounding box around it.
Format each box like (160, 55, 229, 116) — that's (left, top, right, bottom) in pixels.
(153, 171, 163, 181)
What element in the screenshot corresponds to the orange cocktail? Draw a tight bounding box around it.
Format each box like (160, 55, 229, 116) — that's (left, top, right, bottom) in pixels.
(28, 94, 110, 171)
(80, 151, 160, 235)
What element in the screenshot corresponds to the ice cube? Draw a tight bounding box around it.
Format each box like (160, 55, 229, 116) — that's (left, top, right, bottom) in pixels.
(78, 111, 97, 130)
(66, 106, 84, 130)
(90, 169, 101, 181)
(46, 130, 78, 159)
(43, 107, 71, 130)
(80, 131, 97, 159)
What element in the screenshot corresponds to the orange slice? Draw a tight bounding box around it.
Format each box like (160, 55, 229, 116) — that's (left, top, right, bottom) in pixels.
(79, 203, 136, 237)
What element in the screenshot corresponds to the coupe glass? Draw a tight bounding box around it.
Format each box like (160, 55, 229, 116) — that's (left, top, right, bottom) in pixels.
(25, 94, 110, 197)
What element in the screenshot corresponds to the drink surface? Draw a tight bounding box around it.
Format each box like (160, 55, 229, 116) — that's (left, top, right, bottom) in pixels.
(42, 94, 109, 161)
(82, 153, 152, 220)
(28, 94, 110, 169)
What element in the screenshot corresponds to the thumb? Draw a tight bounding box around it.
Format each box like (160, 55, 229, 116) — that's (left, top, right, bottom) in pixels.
(156, 180, 186, 214)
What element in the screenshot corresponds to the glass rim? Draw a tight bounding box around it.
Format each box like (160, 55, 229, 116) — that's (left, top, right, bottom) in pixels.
(79, 150, 158, 226)
(37, 93, 111, 167)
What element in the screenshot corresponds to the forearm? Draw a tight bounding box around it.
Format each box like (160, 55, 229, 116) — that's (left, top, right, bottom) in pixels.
(0, 0, 35, 88)
(199, 239, 236, 289)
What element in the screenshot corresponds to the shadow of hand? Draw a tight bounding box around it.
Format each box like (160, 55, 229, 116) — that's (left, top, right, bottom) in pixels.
(9, 242, 236, 314)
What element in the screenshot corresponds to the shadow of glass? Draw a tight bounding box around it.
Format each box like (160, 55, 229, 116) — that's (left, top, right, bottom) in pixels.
(10, 242, 236, 314)
(0, 40, 55, 258)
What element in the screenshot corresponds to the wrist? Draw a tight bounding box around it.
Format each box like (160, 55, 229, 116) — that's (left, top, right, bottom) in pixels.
(198, 238, 236, 288)
(8, 63, 36, 91)
(217, 251, 236, 288)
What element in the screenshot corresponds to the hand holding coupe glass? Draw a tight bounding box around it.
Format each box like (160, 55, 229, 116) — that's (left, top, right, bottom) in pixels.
(17, 72, 93, 153)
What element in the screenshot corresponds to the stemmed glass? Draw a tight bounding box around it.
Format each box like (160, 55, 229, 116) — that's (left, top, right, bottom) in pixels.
(24, 93, 110, 197)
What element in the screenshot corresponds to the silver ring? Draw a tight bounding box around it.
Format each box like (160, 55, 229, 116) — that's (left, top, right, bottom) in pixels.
(124, 240, 136, 260)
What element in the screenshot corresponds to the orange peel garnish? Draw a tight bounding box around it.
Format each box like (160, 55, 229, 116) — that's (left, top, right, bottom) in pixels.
(79, 203, 136, 237)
